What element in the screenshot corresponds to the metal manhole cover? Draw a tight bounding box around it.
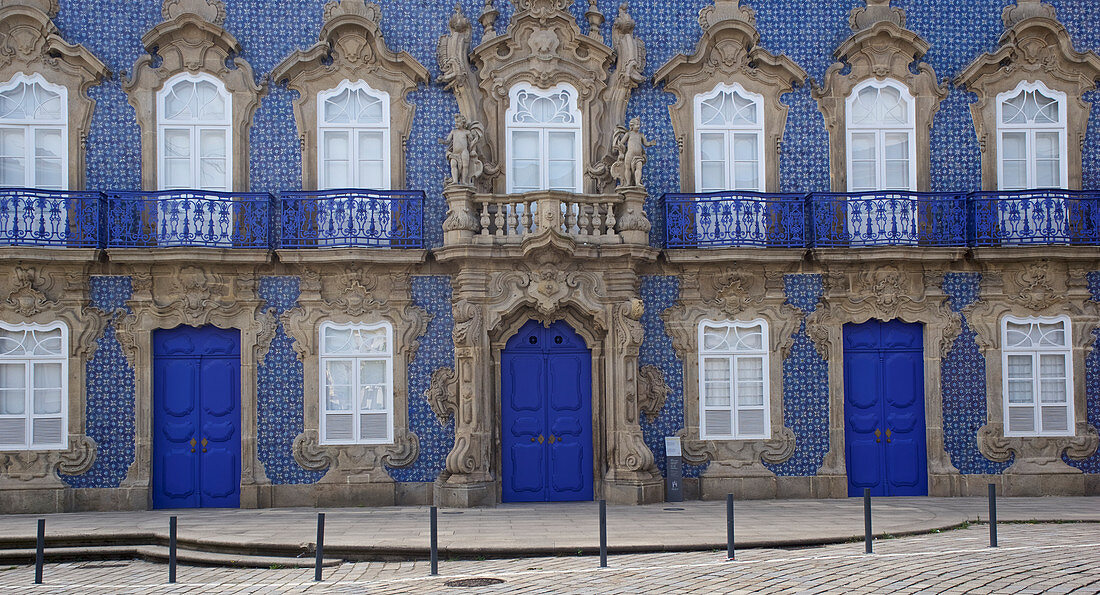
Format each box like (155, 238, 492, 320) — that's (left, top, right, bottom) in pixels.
(444, 578, 505, 587)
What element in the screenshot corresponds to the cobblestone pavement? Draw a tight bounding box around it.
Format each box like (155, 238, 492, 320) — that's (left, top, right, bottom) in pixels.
(1, 523, 1097, 594)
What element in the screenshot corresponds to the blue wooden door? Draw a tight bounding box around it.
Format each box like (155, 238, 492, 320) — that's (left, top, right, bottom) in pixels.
(153, 326, 241, 509)
(843, 320, 927, 497)
(501, 320, 593, 502)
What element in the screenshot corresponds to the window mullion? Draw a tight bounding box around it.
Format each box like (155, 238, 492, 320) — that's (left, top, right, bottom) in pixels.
(729, 355, 738, 438)
(25, 361, 33, 447)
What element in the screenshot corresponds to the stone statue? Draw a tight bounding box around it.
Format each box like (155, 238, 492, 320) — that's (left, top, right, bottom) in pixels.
(441, 114, 485, 186)
(610, 117, 656, 188)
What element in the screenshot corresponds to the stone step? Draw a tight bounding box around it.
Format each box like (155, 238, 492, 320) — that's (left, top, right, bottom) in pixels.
(0, 545, 341, 569)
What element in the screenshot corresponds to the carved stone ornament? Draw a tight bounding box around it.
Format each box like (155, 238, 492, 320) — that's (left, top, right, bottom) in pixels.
(593, 117, 656, 189)
(0, 435, 96, 482)
(272, 0, 429, 190)
(956, 0, 1100, 190)
(437, 0, 646, 193)
(0, 0, 108, 190)
(124, 0, 263, 191)
(978, 422, 1100, 474)
(442, 114, 487, 187)
(1010, 261, 1063, 311)
(425, 367, 459, 424)
(637, 365, 668, 424)
(814, 0, 947, 191)
(5, 266, 55, 317)
(655, 0, 807, 192)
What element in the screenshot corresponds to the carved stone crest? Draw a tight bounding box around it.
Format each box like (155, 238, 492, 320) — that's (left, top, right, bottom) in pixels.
(5, 267, 54, 316)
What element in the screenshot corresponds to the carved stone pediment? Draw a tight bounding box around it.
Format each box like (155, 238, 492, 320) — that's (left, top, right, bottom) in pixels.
(483, 266, 609, 333)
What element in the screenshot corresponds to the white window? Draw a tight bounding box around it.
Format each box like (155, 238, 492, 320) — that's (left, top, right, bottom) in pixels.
(0, 73, 67, 190)
(1001, 316, 1074, 437)
(317, 80, 390, 190)
(695, 83, 765, 193)
(506, 83, 582, 194)
(0, 322, 67, 450)
(997, 81, 1067, 190)
(157, 73, 231, 191)
(698, 320, 770, 440)
(319, 322, 393, 445)
(846, 79, 916, 192)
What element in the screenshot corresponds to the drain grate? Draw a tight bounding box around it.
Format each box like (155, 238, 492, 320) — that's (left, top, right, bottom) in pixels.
(444, 578, 505, 587)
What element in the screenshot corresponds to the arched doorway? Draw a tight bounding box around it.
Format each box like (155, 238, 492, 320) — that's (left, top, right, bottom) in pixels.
(500, 320, 593, 502)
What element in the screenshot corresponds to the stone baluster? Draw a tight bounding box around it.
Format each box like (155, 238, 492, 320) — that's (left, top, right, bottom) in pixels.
(479, 202, 490, 236)
(493, 204, 505, 237)
(578, 204, 590, 236)
(521, 201, 532, 234)
(603, 202, 616, 236)
(565, 201, 578, 235)
(592, 204, 603, 237)
(507, 202, 519, 236)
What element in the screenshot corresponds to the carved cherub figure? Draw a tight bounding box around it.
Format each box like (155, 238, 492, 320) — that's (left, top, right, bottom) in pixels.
(441, 114, 485, 186)
(611, 117, 656, 188)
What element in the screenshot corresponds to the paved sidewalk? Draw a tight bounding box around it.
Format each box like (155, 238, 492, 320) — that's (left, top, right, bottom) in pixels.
(0, 497, 1096, 561)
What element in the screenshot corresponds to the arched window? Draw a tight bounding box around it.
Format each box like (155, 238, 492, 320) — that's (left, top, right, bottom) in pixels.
(0, 73, 67, 190)
(157, 73, 232, 191)
(0, 322, 68, 450)
(319, 321, 394, 445)
(1001, 316, 1074, 437)
(698, 319, 770, 440)
(845, 79, 916, 192)
(694, 84, 765, 192)
(505, 83, 582, 194)
(317, 81, 390, 190)
(997, 81, 1067, 190)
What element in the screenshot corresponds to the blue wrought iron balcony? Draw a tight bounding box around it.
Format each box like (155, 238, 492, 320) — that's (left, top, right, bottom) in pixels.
(664, 189, 1100, 249)
(104, 190, 273, 249)
(279, 189, 424, 249)
(0, 188, 102, 248)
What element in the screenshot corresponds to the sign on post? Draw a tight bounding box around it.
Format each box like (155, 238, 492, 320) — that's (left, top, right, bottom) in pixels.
(665, 437, 683, 502)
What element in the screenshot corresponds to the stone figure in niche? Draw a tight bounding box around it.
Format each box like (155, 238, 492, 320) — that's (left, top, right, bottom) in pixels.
(611, 117, 656, 188)
(441, 114, 485, 186)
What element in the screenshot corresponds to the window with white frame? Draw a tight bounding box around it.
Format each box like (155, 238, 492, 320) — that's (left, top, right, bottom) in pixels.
(0, 73, 67, 190)
(846, 79, 916, 192)
(319, 322, 393, 445)
(997, 81, 1067, 190)
(695, 83, 765, 193)
(317, 81, 390, 190)
(0, 322, 67, 450)
(506, 83, 582, 194)
(1001, 316, 1074, 437)
(157, 73, 232, 191)
(698, 320, 770, 440)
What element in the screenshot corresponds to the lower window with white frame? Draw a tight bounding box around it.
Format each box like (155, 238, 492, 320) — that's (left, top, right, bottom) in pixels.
(698, 319, 770, 440)
(0, 322, 67, 450)
(319, 321, 394, 445)
(1001, 315, 1074, 437)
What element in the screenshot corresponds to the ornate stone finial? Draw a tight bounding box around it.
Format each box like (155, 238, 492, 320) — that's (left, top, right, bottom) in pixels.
(479, 0, 499, 41)
(612, 2, 636, 35)
(848, 0, 905, 32)
(322, 0, 382, 23)
(161, 0, 226, 25)
(698, 0, 755, 30)
(0, 0, 60, 17)
(586, 0, 605, 40)
(1002, 0, 1057, 29)
(441, 114, 486, 186)
(609, 117, 656, 188)
(449, 2, 471, 36)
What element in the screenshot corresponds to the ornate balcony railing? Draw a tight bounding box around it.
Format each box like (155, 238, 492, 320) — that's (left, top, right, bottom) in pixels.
(972, 190, 1098, 246)
(104, 190, 272, 249)
(811, 191, 968, 247)
(473, 192, 622, 242)
(665, 191, 807, 248)
(280, 189, 424, 249)
(0, 188, 102, 248)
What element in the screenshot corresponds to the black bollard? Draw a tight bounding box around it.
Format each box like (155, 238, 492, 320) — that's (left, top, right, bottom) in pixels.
(430, 506, 439, 576)
(599, 500, 607, 568)
(34, 519, 44, 585)
(169, 516, 177, 584)
(988, 483, 998, 548)
(315, 513, 325, 582)
(726, 493, 735, 561)
(863, 488, 873, 554)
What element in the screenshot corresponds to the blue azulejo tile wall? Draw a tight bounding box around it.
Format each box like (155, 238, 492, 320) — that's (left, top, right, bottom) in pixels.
(390, 276, 455, 482)
(940, 273, 1012, 475)
(61, 276, 136, 488)
(256, 277, 326, 484)
(765, 275, 830, 476)
(1064, 272, 1100, 473)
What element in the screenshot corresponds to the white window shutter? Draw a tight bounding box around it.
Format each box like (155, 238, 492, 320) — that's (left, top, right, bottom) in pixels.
(359, 412, 389, 443)
(325, 413, 354, 443)
(704, 409, 732, 438)
(0, 418, 25, 446)
(32, 417, 63, 447)
(1007, 406, 1035, 434)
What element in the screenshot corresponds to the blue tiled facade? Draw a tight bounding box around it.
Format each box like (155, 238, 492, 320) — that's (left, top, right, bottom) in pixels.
(1065, 273, 1100, 473)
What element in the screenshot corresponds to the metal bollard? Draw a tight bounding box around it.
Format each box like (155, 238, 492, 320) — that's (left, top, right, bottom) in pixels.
(34, 519, 44, 585)
(863, 488, 873, 554)
(315, 513, 325, 582)
(726, 493, 735, 561)
(988, 483, 998, 548)
(599, 500, 607, 568)
(430, 506, 439, 576)
(169, 516, 177, 584)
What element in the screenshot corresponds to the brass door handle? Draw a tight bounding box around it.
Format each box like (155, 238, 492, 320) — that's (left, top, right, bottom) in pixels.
(190, 438, 196, 453)
(885, 429, 892, 443)
(201, 437, 208, 453)
(874, 429, 881, 443)
(533, 434, 544, 444)
(548, 435, 557, 444)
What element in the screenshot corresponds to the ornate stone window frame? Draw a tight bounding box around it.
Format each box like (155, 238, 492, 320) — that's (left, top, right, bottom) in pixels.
(316, 320, 395, 446)
(272, 0, 428, 191)
(844, 77, 918, 192)
(504, 82, 584, 194)
(124, 0, 263, 192)
(692, 83, 766, 193)
(315, 79, 392, 190)
(0, 0, 108, 190)
(956, 0, 1100, 191)
(0, 72, 69, 189)
(0, 320, 68, 450)
(814, 0, 945, 192)
(995, 80, 1068, 190)
(655, 0, 806, 193)
(999, 314, 1074, 438)
(696, 318, 771, 441)
(155, 71, 233, 191)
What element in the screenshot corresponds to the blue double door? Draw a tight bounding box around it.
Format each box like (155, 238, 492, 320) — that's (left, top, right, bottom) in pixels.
(152, 326, 242, 509)
(501, 320, 594, 502)
(843, 320, 928, 497)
